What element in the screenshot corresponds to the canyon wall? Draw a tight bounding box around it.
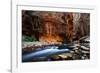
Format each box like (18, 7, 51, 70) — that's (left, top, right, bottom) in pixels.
(22, 10, 90, 44)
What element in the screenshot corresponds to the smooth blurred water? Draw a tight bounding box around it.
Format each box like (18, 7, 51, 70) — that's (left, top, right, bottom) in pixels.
(22, 45, 69, 62)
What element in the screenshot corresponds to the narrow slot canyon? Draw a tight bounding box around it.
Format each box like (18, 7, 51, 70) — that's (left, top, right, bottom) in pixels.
(22, 10, 90, 62)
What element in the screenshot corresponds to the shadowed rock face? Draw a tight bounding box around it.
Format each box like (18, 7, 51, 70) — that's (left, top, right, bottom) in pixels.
(73, 13, 90, 40)
(22, 10, 90, 43)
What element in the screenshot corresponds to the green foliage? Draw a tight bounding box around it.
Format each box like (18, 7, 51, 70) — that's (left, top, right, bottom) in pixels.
(22, 35, 36, 42)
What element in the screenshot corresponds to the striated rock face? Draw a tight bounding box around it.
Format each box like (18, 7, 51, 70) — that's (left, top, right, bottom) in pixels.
(22, 11, 33, 36)
(73, 13, 90, 40)
(38, 12, 66, 43)
(65, 13, 73, 42)
(22, 10, 90, 44)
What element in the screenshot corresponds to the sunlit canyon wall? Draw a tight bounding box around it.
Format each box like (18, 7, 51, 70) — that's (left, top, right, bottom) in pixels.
(22, 10, 90, 44)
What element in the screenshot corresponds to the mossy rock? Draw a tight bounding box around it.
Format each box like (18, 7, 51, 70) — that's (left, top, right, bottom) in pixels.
(22, 35, 36, 42)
